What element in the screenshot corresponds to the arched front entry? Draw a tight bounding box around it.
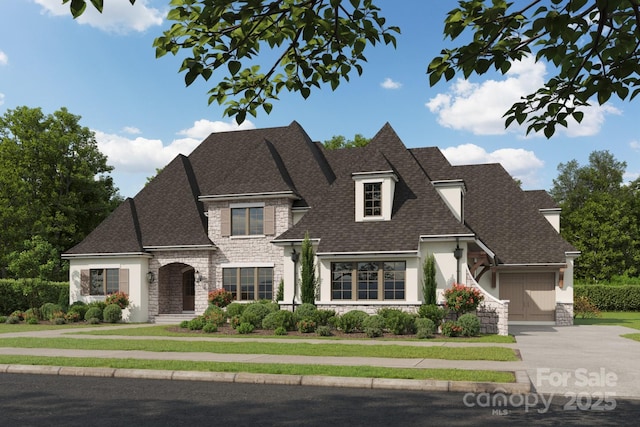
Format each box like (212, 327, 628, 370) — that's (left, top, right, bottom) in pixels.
(158, 263, 196, 314)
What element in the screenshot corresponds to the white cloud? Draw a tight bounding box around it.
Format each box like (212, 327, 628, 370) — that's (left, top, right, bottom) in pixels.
(0, 51, 7, 66)
(630, 140, 640, 151)
(381, 78, 402, 90)
(176, 118, 256, 139)
(122, 126, 141, 135)
(427, 56, 618, 137)
(0, 93, 4, 106)
(34, 0, 164, 33)
(442, 143, 544, 188)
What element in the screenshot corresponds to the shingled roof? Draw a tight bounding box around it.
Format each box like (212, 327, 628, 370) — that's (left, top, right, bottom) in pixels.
(65, 121, 574, 265)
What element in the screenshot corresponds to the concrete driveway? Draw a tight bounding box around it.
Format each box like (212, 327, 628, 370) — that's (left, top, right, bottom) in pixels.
(511, 324, 640, 399)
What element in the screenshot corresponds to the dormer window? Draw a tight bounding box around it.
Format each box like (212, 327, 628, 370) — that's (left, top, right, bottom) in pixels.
(353, 171, 397, 222)
(364, 182, 382, 217)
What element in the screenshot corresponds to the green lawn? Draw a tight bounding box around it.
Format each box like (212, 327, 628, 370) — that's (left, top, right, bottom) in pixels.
(0, 337, 518, 361)
(0, 323, 111, 333)
(0, 355, 515, 383)
(574, 311, 640, 343)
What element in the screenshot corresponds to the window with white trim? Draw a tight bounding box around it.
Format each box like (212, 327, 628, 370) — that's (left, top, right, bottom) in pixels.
(364, 182, 382, 217)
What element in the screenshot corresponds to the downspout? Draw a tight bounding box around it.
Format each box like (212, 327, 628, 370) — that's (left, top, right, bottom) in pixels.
(453, 238, 464, 284)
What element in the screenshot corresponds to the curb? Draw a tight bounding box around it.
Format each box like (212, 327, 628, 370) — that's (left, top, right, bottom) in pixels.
(0, 364, 531, 394)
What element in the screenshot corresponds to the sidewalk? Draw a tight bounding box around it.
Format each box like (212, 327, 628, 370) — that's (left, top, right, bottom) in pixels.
(0, 324, 530, 394)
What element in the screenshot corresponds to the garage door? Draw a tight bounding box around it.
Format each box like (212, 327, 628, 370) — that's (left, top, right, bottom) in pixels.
(499, 272, 556, 321)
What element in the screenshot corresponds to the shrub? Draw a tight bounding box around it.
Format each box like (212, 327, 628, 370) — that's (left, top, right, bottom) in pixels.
(188, 317, 205, 330)
(316, 309, 336, 326)
(457, 313, 481, 337)
(87, 317, 100, 325)
(208, 289, 234, 308)
(0, 279, 67, 315)
(258, 300, 280, 313)
(203, 305, 227, 326)
(103, 304, 123, 323)
(53, 317, 66, 325)
(68, 302, 88, 320)
(10, 310, 24, 320)
(262, 310, 295, 331)
(573, 296, 601, 319)
(422, 254, 437, 305)
(378, 308, 416, 335)
(415, 318, 436, 339)
(40, 303, 63, 321)
(64, 312, 80, 323)
(274, 326, 287, 336)
(443, 284, 484, 316)
(179, 320, 190, 329)
(202, 323, 218, 333)
(240, 303, 272, 328)
(24, 308, 40, 322)
(363, 314, 386, 338)
(276, 279, 284, 301)
(229, 315, 241, 329)
(297, 318, 317, 333)
(84, 307, 103, 322)
(0, 316, 6, 323)
(293, 303, 318, 323)
(417, 304, 447, 328)
(337, 310, 369, 333)
(26, 317, 39, 325)
(315, 325, 332, 336)
(225, 302, 246, 318)
(574, 285, 640, 311)
(237, 322, 255, 334)
(51, 311, 66, 322)
(6, 316, 20, 324)
(105, 292, 130, 309)
(441, 320, 462, 337)
(87, 301, 107, 312)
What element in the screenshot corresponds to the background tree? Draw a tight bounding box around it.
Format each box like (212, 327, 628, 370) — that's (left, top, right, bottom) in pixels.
(323, 134, 371, 150)
(0, 106, 121, 280)
(551, 151, 640, 281)
(300, 232, 318, 305)
(67, 1, 640, 133)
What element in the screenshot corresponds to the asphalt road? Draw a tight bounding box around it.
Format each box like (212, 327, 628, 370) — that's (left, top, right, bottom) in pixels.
(0, 373, 638, 426)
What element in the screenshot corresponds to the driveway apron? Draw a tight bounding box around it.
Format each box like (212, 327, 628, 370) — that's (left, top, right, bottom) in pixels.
(511, 325, 640, 399)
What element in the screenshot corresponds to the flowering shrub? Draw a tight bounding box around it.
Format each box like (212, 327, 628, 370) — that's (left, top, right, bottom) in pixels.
(297, 318, 317, 333)
(443, 283, 483, 315)
(208, 289, 234, 308)
(106, 291, 130, 309)
(441, 320, 462, 337)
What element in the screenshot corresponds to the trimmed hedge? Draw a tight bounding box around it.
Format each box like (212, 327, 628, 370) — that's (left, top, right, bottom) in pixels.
(0, 279, 68, 315)
(574, 285, 640, 311)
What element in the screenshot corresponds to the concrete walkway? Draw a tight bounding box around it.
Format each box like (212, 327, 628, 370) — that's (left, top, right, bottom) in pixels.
(511, 325, 640, 399)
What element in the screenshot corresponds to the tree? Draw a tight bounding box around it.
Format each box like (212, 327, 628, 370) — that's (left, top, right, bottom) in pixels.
(0, 106, 121, 280)
(422, 254, 437, 305)
(68, 1, 640, 134)
(550, 150, 640, 281)
(323, 134, 371, 150)
(300, 232, 318, 305)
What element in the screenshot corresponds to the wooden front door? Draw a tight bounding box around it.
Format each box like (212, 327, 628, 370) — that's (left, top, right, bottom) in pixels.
(183, 270, 195, 311)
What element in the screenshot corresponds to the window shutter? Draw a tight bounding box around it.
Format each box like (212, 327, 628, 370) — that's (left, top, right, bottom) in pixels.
(264, 205, 275, 235)
(80, 270, 90, 296)
(221, 208, 231, 237)
(119, 268, 129, 294)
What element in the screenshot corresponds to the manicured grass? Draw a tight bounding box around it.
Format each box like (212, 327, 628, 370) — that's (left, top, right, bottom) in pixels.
(0, 337, 518, 361)
(621, 333, 640, 342)
(0, 355, 515, 383)
(76, 325, 517, 343)
(0, 323, 111, 333)
(574, 311, 640, 330)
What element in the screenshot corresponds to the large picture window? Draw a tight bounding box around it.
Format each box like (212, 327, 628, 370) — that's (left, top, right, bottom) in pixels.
(223, 267, 273, 301)
(231, 207, 264, 235)
(90, 268, 120, 296)
(331, 261, 405, 301)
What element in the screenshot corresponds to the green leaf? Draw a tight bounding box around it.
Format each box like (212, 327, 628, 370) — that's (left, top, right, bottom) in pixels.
(228, 61, 241, 76)
(90, 0, 103, 13)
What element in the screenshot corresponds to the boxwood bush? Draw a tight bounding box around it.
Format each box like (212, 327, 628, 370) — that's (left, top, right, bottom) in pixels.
(103, 304, 123, 323)
(337, 310, 369, 333)
(84, 307, 103, 322)
(262, 310, 295, 331)
(240, 303, 271, 328)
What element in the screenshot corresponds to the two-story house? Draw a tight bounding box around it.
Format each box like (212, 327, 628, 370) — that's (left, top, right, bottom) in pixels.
(63, 122, 578, 330)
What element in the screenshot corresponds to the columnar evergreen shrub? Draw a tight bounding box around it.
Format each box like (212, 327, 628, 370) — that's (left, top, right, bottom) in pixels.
(422, 254, 437, 305)
(300, 232, 318, 304)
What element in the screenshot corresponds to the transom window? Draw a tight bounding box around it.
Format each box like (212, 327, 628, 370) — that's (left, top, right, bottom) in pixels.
(232, 207, 263, 235)
(90, 268, 119, 296)
(364, 182, 382, 216)
(223, 267, 273, 301)
(331, 261, 405, 301)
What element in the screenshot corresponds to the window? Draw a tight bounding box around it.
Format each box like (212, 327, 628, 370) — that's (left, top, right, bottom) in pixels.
(364, 182, 382, 216)
(223, 267, 273, 301)
(89, 268, 119, 296)
(231, 207, 264, 235)
(331, 261, 405, 301)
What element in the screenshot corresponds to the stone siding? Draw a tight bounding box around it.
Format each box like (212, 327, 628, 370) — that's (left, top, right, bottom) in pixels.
(555, 302, 574, 326)
(309, 304, 419, 316)
(466, 270, 509, 336)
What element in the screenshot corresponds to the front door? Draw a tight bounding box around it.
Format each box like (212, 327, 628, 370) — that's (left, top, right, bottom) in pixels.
(183, 270, 195, 311)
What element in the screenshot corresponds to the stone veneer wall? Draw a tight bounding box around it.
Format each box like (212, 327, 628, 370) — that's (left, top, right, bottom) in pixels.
(147, 250, 213, 322)
(466, 270, 509, 336)
(312, 304, 419, 316)
(555, 302, 574, 326)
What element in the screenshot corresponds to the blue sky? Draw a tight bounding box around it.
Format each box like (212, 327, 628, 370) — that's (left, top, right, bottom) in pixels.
(1, 0, 639, 198)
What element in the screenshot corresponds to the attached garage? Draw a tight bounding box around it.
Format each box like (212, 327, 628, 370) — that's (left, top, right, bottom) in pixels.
(499, 272, 556, 322)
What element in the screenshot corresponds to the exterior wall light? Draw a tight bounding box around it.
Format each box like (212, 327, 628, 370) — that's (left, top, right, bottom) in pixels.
(146, 271, 155, 284)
